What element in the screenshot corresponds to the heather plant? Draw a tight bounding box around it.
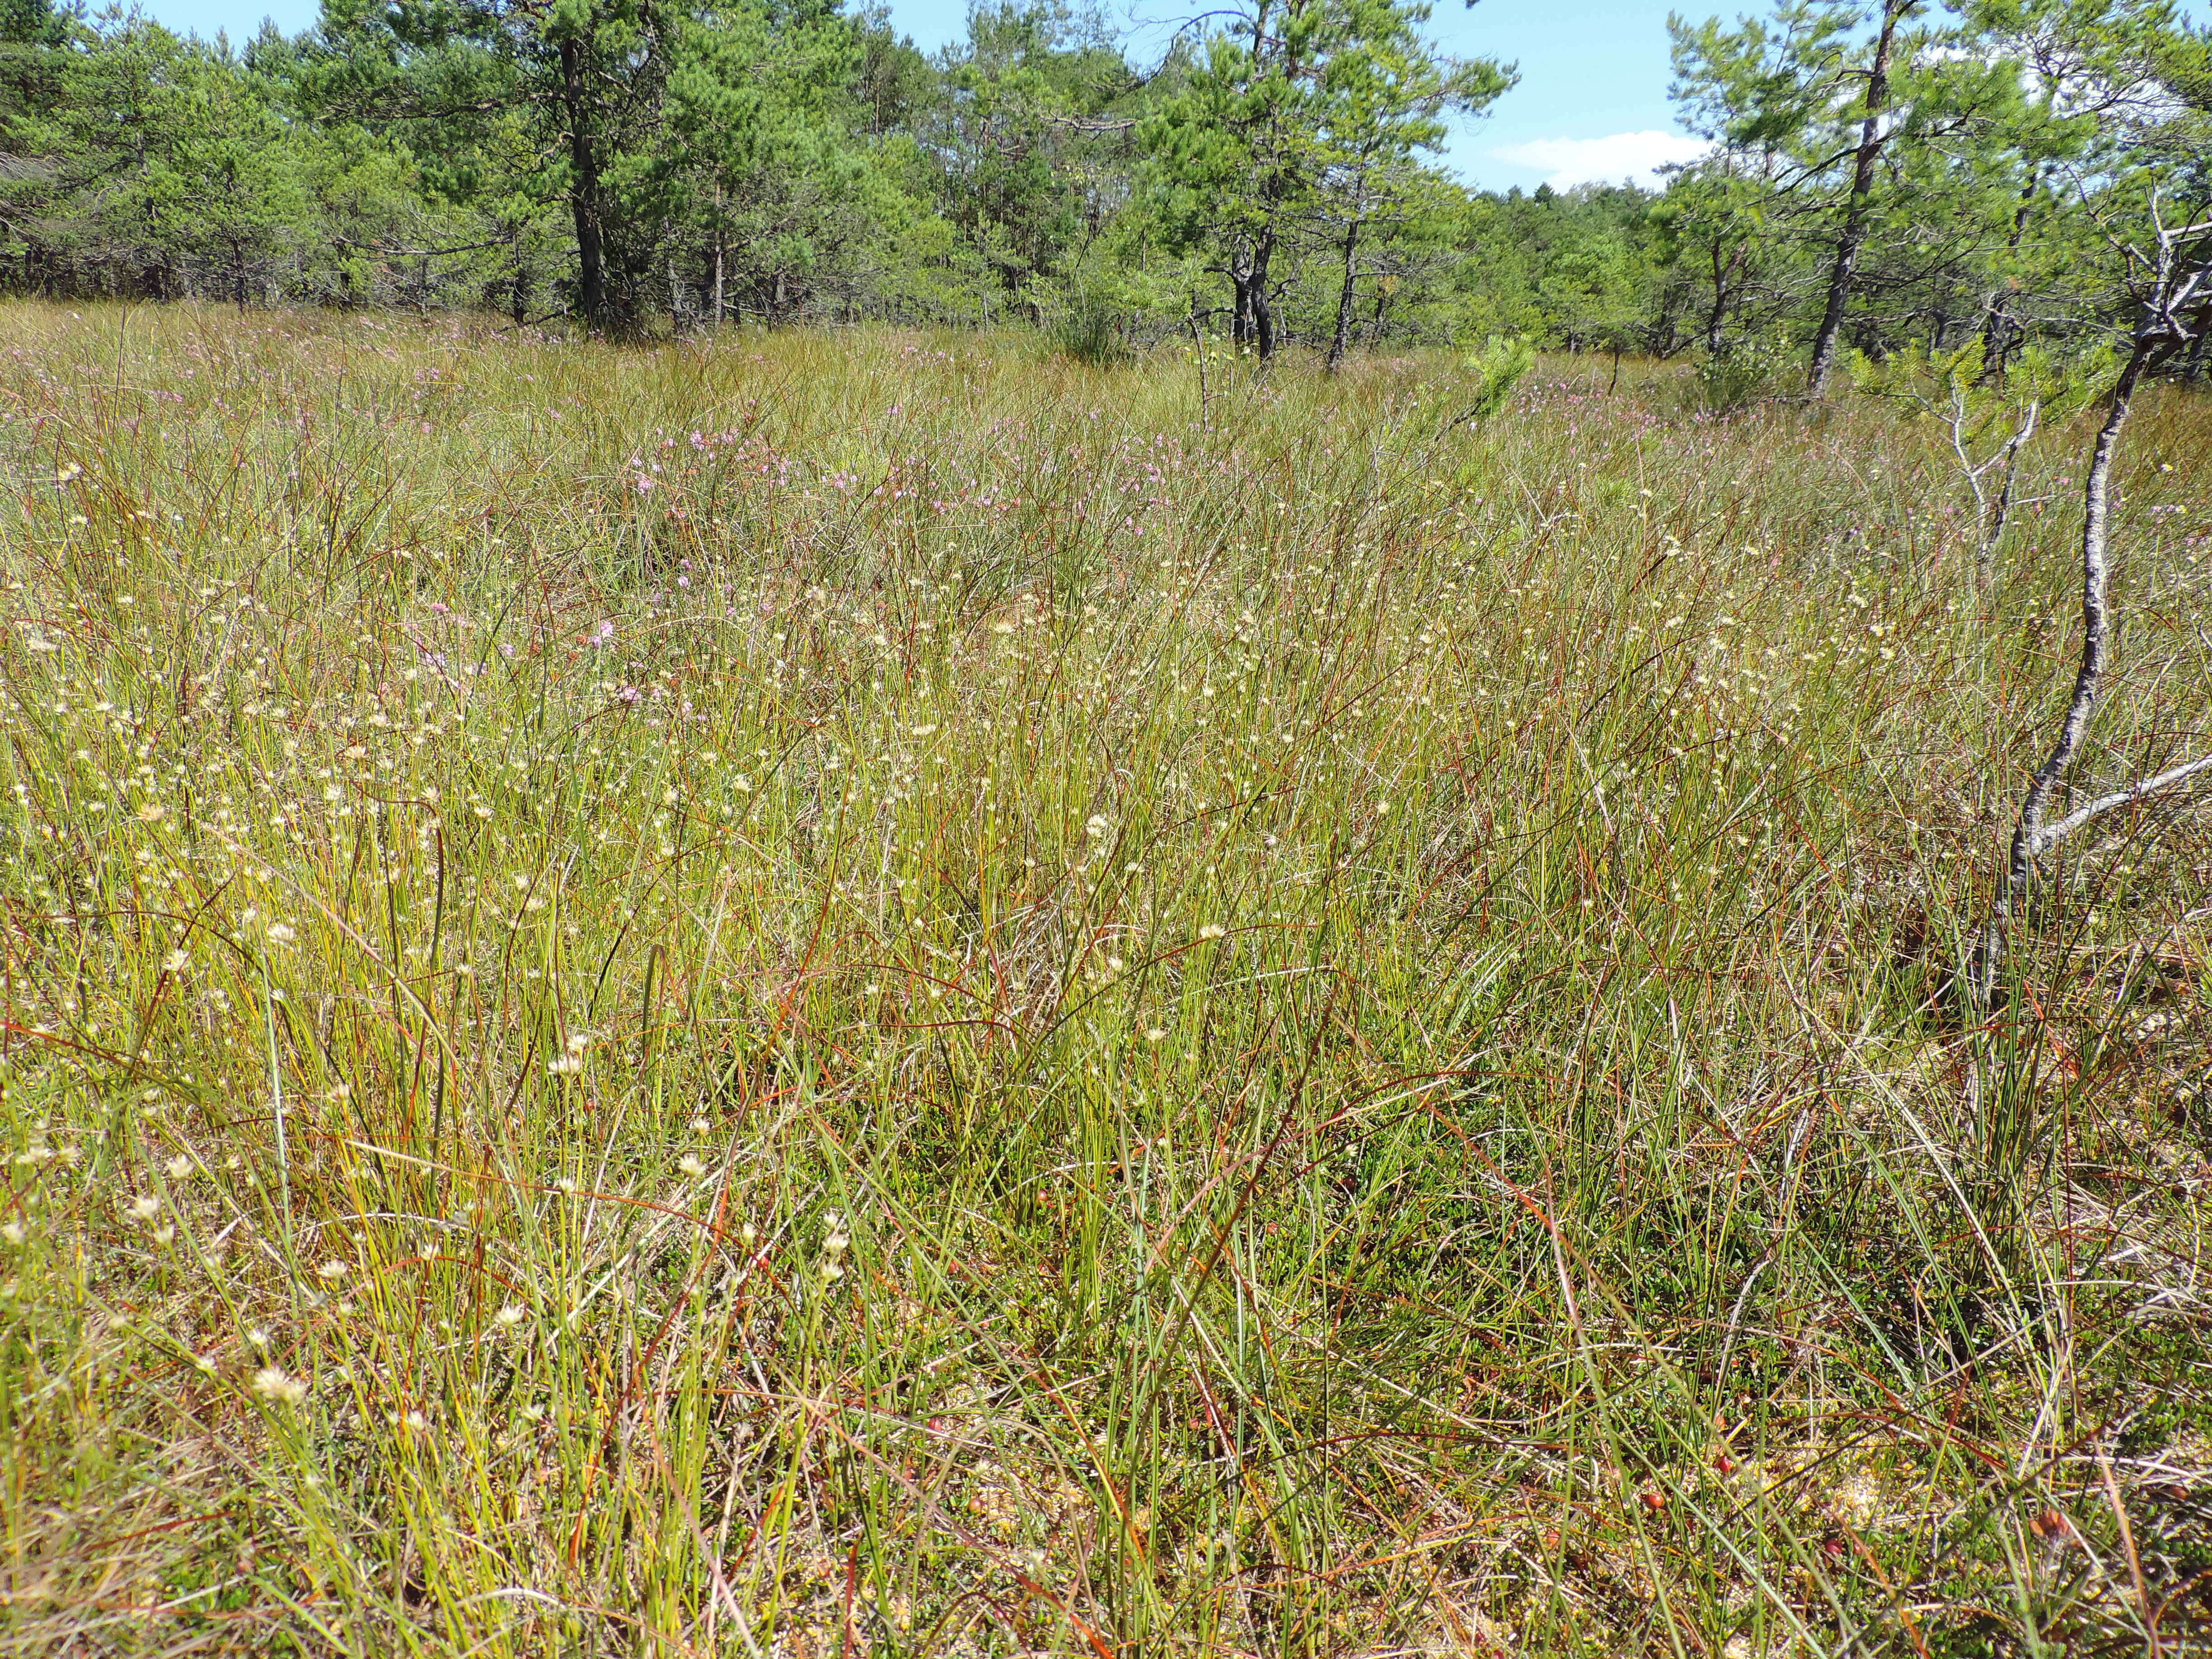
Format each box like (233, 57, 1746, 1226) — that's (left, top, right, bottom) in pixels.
(0, 304, 2208, 1657)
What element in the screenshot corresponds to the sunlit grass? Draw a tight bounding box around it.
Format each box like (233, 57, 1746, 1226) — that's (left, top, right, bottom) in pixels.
(1, 301, 2208, 1655)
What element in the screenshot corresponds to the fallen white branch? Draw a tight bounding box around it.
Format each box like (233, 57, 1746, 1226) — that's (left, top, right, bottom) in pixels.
(2030, 752, 2212, 854)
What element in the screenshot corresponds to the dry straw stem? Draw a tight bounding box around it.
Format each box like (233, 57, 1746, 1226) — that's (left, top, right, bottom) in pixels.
(0, 304, 2208, 1656)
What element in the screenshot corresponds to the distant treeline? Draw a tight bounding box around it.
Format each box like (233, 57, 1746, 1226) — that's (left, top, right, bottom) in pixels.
(1, 0, 2207, 374)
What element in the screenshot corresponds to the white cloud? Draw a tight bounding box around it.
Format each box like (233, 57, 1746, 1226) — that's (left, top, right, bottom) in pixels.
(1489, 131, 1709, 190)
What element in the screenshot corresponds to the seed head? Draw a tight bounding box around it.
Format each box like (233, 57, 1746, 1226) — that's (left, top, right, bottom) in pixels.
(252, 1366, 307, 1404)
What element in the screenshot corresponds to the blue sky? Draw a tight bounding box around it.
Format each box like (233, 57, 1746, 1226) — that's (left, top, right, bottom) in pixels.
(143, 0, 1707, 195)
(1415, 0, 1702, 192)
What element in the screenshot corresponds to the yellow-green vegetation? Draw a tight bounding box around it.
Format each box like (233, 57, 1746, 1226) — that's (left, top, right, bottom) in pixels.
(3, 303, 2210, 1656)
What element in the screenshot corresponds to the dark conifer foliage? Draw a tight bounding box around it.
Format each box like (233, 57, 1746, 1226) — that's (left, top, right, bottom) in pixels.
(0, 0, 2204, 374)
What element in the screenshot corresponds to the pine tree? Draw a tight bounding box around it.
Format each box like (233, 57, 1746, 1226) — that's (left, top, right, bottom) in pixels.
(1143, 0, 1504, 359)
(1311, 0, 1511, 368)
(1670, 0, 2009, 387)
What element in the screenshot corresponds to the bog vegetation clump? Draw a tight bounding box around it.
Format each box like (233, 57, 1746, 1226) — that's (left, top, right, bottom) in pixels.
(0, 305, 2209, 1654)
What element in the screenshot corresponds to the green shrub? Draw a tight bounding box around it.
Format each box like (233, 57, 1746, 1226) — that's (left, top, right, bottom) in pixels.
(1693, 326, 1796, 411)
(1050, 295, 1133, 366)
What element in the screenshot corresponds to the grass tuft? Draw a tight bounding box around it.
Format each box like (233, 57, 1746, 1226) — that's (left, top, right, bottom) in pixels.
(2, 303, 2209, 1655)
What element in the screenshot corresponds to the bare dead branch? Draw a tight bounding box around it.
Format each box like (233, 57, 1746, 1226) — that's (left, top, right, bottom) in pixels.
(2031, 753, 2212, 854)
(1998, 340, 2146, 903)
(1978, 209, 2211, 1008)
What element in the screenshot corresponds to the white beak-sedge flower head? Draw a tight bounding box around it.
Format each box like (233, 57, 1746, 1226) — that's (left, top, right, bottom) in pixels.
(252, 1366, 307, 1404)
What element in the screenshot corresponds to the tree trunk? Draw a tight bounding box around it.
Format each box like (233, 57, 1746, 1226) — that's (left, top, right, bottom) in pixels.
(1327, 213, 1362, 372)
(1976, 333, 2156, 1008)
(1706, 241, 1743, 355)
(560, 34, 606, 327)
(1978, 170, 2039, 378)
(2003, 344, 2149, 898)
(1973, 217, 2212, 1016)
(1248, 235, 1275, 361)
(712, 186, 725, 329)
(1223, 231, 1278, 360)
(1806, 0, 1906, 396)
(1228, 249, 1253, 349)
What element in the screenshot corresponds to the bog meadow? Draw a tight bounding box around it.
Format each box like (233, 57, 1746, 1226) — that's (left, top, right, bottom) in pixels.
(5, 0, 2212, 1653)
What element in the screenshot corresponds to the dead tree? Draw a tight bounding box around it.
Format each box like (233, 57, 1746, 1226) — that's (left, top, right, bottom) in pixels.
(1976, 208, 2212, 1008)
